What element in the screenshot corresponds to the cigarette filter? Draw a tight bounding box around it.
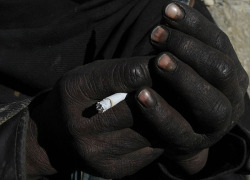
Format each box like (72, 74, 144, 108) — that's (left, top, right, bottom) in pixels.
(96, 93, 128, 113)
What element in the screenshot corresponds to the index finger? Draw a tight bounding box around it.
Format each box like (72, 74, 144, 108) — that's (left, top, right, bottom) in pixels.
(61, 56, 153, 103)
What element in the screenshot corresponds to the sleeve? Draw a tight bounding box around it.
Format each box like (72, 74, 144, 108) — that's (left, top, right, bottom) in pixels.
(0, 98, 32, 180)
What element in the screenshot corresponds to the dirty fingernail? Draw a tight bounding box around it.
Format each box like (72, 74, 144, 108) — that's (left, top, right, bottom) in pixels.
(157, 54, 176, 71)
(165, 3, 184, 20)
(151, 26, 168, 43)
(138, 89, 156, 108)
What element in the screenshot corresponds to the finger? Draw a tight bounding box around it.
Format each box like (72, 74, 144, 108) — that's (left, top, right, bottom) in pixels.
(151, 25, 242, 107)
(136, 87, 208, 153)
(153, 53, 232, 132)
(163, 2, 230, 53)
(61, 57, 153, 103)
(70, 93, 140, 134)
(162, 2, 249, 93)
(68, 102, 133, 136)
(76, 128, 152, 158)
(97, 147, 163, 179)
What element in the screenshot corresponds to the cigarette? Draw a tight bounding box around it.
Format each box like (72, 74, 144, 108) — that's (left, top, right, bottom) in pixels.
(96, 93, 128, 113)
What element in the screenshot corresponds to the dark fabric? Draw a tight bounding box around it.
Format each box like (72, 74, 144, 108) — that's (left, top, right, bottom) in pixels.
(0, 0, 214, 95)
(0, 99, 31, 180)
(0, 0, 249, 180)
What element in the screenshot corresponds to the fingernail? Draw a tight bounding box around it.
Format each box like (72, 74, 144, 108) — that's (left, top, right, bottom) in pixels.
(165, 3, 184, 20)
(151, 26, 168, 43)
(138, 89, 156, 108)
(157, 54, 176, 71)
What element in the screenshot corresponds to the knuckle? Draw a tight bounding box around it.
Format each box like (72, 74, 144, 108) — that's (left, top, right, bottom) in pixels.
(120, 60, 151, 89)
(187, 15, 203, 36)
(58, 68, 89, 103)
(215, 60, 234, 82)
(178, 38, 196, 55)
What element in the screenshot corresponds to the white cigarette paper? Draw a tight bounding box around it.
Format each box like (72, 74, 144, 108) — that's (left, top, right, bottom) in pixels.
(96, 93, 128, 113)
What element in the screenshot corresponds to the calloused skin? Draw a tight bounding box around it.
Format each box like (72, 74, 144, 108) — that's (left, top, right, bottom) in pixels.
(26, 1, 248, 179)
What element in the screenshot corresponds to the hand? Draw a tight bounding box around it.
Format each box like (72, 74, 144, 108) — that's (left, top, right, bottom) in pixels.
(135, 1, 248, 175)
(26, 57, 163, 179)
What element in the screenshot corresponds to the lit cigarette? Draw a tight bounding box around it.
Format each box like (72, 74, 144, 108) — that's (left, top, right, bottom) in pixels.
(96, 93, 128, 113)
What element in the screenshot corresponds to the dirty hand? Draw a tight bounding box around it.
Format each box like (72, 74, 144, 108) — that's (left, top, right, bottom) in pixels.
(26, 57, 164, 179)
(135, 1, 249, 175)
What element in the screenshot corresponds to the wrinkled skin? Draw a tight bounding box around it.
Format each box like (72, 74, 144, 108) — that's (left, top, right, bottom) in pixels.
(144, 1, 248, 175)
(26, 1, 249, 179)
(27, 57, 165, 179)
